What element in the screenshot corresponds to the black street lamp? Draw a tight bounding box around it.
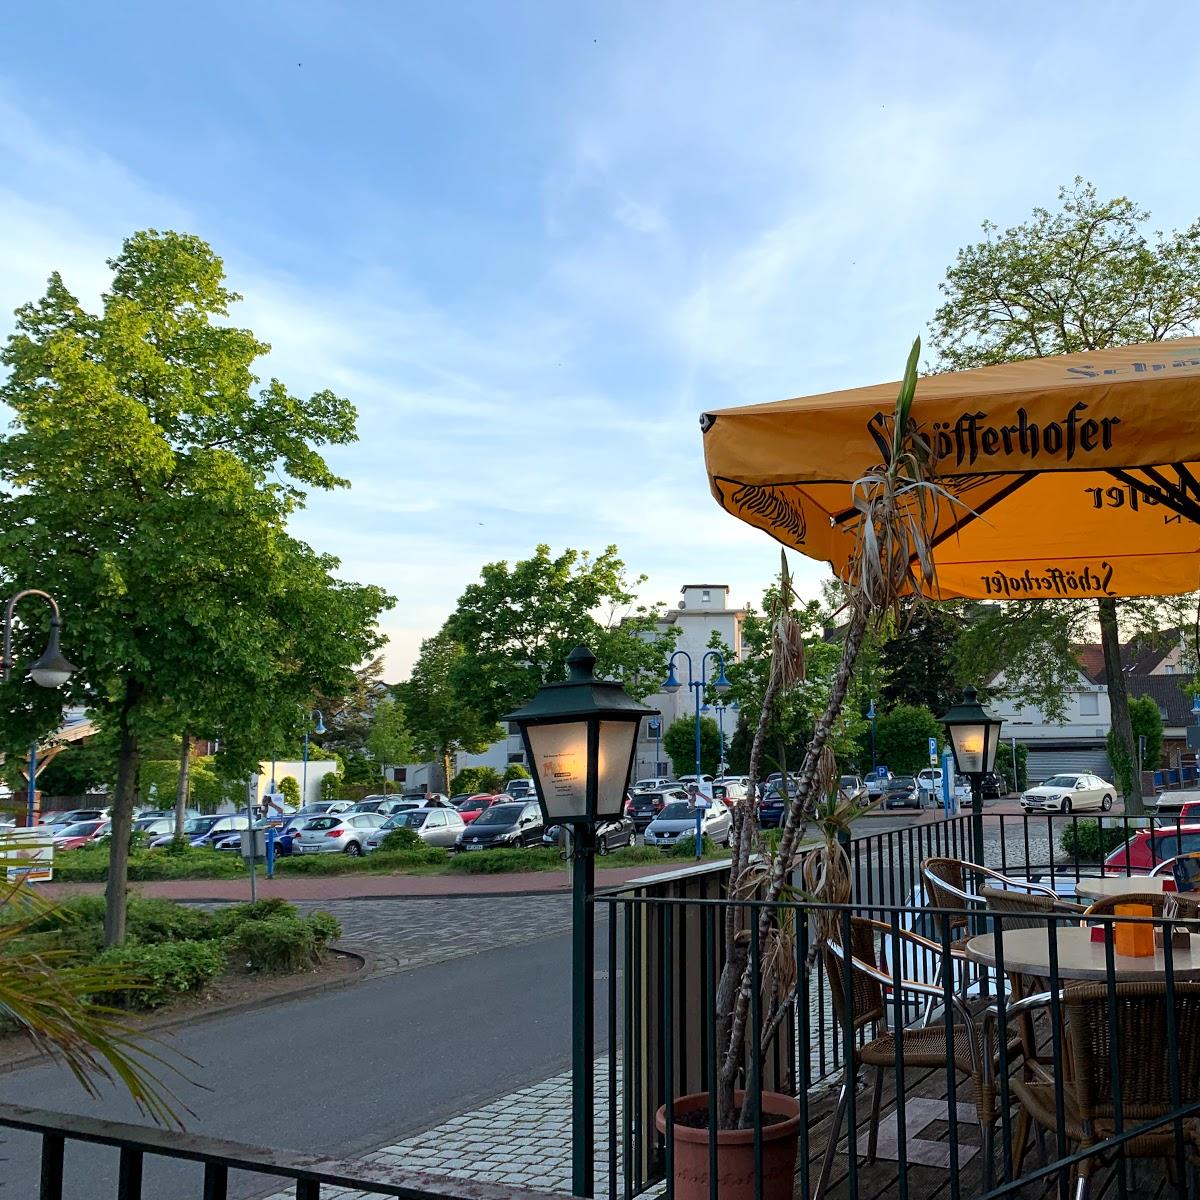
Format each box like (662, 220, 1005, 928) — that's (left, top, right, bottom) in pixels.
(939, 686, 1002, 865)
(505, 645, 656, 1198)
(1, 589, 77, 826)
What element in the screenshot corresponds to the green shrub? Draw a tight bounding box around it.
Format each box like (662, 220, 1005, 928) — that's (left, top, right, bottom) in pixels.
(447, 848, 561, 874)
(502, 764, 530, 784)
(319, 770, 343, 801)
(17, 894, 107, 934)
(279, 776, 301, 807)
(54, 846, 247, 882)
(1060, 819, 1128, 861)
(94, 940, 225, 1009)
(126, 897, 213, 944)
(226, 912, 340, 973)
(669, 835, 720, 858)
(273, 847, 444, 874)
(209, 898, 296, 938)
(379, 827, 421, 852)
(450, 766, 504, 796)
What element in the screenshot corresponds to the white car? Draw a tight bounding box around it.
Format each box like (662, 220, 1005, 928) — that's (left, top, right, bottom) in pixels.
(677, 774, 715, 787)
(632, 777, 673, 792)
(1020, 773, 1116, 814)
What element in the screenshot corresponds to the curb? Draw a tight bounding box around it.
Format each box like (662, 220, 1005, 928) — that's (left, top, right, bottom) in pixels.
(0, 946, 372, 1077)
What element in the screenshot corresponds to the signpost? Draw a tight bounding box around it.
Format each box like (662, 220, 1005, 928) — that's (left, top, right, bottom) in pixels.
(928, 737, 939, 767)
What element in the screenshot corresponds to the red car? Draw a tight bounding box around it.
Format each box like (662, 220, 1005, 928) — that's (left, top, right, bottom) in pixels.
(52, 819, 111, 852)
(455, 794, 502, 824)
(1103, 824, 1200, 874)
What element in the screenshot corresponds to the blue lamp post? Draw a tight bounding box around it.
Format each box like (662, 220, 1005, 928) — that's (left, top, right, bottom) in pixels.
(663, 649, 731, 856)
(302, 709, 326, 807)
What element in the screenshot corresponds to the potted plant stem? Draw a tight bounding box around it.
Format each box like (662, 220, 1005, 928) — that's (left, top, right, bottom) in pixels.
(657, 337, 951, 1199)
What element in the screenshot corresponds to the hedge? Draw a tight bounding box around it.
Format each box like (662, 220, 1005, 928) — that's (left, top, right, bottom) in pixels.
(1059, 819, 1129, 861)
(446, 848, 562, 874)
(94, 940, 226, 1009)
(274, 847, 445, 874)
(53, 845, 248, 882)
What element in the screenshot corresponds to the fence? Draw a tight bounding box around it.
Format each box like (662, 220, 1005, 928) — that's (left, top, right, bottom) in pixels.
(597, 809, 1200, 1199)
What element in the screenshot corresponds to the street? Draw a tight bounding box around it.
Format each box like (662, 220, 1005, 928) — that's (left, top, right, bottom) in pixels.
(0, 919, 610, 1199)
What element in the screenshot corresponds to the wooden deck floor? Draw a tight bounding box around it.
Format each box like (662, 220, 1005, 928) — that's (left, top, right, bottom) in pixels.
(799, 1059, 1185, 1200)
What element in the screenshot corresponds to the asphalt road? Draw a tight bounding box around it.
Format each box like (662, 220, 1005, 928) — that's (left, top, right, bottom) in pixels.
(0, 925, 609, 1199)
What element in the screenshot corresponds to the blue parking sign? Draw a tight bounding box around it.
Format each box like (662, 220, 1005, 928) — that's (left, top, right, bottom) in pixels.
(875, 765, 888, 780)
(928, 737, 939, 766)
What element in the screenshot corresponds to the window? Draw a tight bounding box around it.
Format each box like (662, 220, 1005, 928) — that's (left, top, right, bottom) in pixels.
(507, 752, 525, 764)
(1079, 692, 1099, 716)
(426, 811, 445, 827)
(1166, 665, 1176, 674)
(701, 589, 711, 604)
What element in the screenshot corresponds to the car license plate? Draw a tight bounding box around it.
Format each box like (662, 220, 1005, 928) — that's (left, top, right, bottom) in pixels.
(298, 844, 321, 853)
(465, 843, 484, 850)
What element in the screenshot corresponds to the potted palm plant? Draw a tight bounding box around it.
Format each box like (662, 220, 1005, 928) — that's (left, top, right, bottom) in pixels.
(656, 338, 949, 1199)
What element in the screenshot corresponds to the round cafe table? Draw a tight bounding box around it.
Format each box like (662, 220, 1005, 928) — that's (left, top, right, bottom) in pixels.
(965, 927, 1200, 982)
(1073, 876, 1170, 902)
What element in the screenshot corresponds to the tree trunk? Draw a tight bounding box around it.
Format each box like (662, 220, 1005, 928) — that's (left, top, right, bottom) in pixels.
(104, 682, 141, 947)
(1099, 597, 1139, 813)
(174, 729, 192, 839)
(440, 749, 453, 796)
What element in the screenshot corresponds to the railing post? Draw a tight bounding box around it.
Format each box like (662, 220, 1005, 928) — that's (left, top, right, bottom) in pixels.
(117, 1147, 143, 1200)
(203, 1163, 228, 1200)
(39, 1133, 64, 1200)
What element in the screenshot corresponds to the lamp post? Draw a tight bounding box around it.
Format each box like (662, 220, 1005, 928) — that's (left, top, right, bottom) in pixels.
(867, 699, 877, 771)
(505, 645, 655, 1198)
(1, 590, 77, 826)
(701, 699, 739, 774)
(662, 649, 731, 780)
(939, 687, 1003, 868)
(302, 709, 326, 807)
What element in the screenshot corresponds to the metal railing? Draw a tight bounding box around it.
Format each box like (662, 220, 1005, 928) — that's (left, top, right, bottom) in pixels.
(0, 1102, 573, 1200)
(597, 810, 1200, 1199)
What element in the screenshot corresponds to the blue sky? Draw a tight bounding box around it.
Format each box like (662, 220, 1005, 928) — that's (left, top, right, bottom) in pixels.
(3, 2, 1200, 677)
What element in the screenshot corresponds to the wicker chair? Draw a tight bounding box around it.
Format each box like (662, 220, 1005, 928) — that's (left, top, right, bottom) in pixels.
(815, 916, 1023, 1199)
(1009, 982, 1200, 1198)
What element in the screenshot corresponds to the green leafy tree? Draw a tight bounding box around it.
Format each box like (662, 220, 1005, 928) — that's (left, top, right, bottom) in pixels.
(278, 776, 301, 808)
(443, 545, 677, 725)
(879, 606, 961, 714)
(873, 704, 942, 776)
(502, 763, 530, 784)
(662, 715, 722, 777)
(319, 770, 343, 801)
(400, 632, 503, 793)
(995, 741, 1028, 793)
(365, 697, 413, 784)
(311, 658, 388, 782)
(450, 766, 504, 795)
(930, 180, 1200, 812)
(0, 230, 392, 944)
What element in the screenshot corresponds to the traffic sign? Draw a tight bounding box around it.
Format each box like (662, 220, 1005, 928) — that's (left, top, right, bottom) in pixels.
(875, 765, 888, 780)
(928, 737, 939, 767)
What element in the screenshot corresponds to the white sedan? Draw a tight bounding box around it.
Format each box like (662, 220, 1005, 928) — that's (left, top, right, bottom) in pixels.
(1020, 773, 1116, 814)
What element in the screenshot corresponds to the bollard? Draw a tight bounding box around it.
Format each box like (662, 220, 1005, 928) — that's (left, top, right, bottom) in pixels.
(266, 827, 275, 879)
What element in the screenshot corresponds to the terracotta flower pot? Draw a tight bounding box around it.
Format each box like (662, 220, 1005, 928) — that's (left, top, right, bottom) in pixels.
(655, 1089, 802, 1200)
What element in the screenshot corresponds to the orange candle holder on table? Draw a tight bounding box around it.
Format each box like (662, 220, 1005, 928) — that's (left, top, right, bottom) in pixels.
(1114, 904, 1155, 957)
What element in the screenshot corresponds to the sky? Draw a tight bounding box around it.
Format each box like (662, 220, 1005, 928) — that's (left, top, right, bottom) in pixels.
(3, 1, 1200, 678)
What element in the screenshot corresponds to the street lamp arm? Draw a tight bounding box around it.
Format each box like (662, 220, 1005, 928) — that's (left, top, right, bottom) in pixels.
(2, 589, 64, 682)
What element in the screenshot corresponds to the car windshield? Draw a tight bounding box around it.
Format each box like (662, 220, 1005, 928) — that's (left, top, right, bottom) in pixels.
(659, 802, 696, 820)
(304, 817, 343, 830)
(475, 804, 523, 826)
(182, 817, 218, 834)
(1042, 776, 1079, 788)
(393, 811, 428, 828)
(839, 776, 859, 788)
(890, 778, 915, 788)
(57, 822, 101, 838)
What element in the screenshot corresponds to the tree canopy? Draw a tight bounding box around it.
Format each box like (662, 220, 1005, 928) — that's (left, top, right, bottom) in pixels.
(365, 697, 413, 782)
(663, 714, 722, 777)
(873, 704, 942, 777)
(0, 230, 392, 942)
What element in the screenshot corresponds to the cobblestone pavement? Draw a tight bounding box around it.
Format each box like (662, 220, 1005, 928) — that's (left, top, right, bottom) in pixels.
(291, 894, 578, 976)
(255, 1057, 621, 1198)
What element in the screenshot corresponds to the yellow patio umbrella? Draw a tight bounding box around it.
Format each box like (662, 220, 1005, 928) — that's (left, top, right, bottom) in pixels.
(702, 338, 1200, 600)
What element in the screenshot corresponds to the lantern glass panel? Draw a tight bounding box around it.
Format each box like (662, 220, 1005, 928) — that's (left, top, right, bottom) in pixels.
(596, 720, 638, 817)
(526, 719, 589, 820)
(951, 725, 987, 775)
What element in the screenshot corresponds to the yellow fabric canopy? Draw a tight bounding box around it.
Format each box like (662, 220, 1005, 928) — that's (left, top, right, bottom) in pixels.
(702, 339, 1200, 600)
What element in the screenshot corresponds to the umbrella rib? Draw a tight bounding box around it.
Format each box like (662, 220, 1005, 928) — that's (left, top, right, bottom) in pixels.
(1108, 467, 1200, 525)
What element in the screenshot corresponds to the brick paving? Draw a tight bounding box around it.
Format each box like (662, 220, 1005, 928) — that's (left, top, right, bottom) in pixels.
(254, 1057, 619, 1198)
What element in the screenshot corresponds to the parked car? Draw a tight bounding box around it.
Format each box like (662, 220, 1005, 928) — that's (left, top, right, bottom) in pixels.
(1104, 825, 1200, 874)
(1156, 801, 1200, 827)
(839, 775, 868, 804)
(42, 807, 109, 830)
(132, 816, 174, 839)
(711, 780, 747, 806)
(398, 792, 454, 808)
(455, 794, 501, 824)
(757, 784, 796, 828)
(631, 777, 673, 792)
(295, 801, 352, 816)
(677, 774, 715, 789)
(456, 802, 544, 850)
(885, 776, 921, 809)
(1020, 773, 1115, 813)
(365, 806, 465, 850)
(135, 808, 199, 821)
(543, 817, 636, 854)
(981, 770, 1007, 800)
(293, 812, 387, 857)
(626, 787, 688, 831)
(149, 814, 251, 849)
(504, 779, 535, 799)
(916, 768, 943, 798)
(263, 815, 310, 857)
(644, 799, 732, 849)
(52, 820, 111, 851)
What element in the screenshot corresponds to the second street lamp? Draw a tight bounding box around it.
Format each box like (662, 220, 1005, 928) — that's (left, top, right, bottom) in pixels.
(2, 589, 77, 826)
(505, 645, 655, 1198)
(302, 709, 326, 807)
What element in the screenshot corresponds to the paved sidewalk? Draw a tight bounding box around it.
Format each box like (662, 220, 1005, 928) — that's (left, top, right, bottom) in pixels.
(256, 1057, 620, 1199)
(42, 863, 666, 902)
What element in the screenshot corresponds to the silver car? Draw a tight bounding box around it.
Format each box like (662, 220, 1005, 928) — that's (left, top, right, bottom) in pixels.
(294, 812, 386, 857)
(643, 799, 732, 850)
(364, 807, 464, 851)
